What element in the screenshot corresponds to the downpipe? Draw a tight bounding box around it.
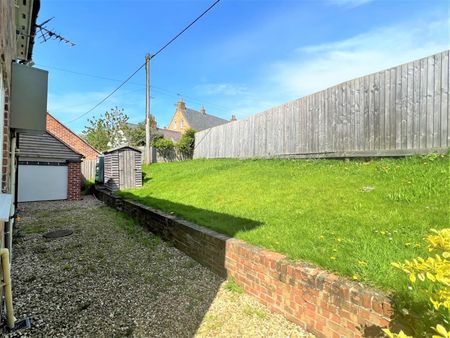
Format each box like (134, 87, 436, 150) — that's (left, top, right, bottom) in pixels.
(0, 248, 15, 329)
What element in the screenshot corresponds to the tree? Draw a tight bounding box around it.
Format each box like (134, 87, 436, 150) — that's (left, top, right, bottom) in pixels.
(124, 114, 158, 147)
(125, 122, 146, 147)
(82, 107, 129, 152)
(176, 128, 196, 158)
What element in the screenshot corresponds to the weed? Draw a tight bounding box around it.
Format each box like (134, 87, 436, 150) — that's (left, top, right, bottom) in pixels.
(63, 263, 73, 271)
(184, 260, 197, 269)
(21, 224, 47, 235)
(242, 303, 267, 319)
(111, 210, 161, 250)
(224, 277, 244, 294)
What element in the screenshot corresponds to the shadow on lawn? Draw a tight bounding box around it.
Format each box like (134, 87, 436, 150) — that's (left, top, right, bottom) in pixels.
(98, 189, 263, 337)
(141, 171, 151, 184)
(119, 192, 262, 237)
(104, 190, 427, 337)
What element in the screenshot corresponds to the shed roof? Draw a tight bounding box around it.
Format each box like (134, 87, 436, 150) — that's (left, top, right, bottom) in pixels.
(103, 145, 142, 154)
(19, 132, 83, 160)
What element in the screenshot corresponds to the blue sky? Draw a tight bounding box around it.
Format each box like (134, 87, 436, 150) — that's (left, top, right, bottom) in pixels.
(33, 0, 449, 133)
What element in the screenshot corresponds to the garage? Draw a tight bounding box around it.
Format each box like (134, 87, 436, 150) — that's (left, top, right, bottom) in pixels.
(18, 163, 68, 202)
(18, 132, 82, 202)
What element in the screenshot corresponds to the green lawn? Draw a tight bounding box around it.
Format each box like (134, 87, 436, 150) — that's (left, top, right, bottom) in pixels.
(120, 153, 449, 295)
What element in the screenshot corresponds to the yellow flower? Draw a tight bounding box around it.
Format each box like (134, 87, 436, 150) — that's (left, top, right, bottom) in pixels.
(330, 256, 336, 261)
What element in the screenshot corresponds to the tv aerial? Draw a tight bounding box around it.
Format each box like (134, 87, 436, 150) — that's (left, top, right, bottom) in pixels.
(35, 17, 76, 47)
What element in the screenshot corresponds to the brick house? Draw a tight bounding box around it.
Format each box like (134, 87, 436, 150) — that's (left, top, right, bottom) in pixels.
(1, 0, 44, 329)
(167, 100, 234, 133)
(46, 112, 100, 182)
(46, 113, 100, 160)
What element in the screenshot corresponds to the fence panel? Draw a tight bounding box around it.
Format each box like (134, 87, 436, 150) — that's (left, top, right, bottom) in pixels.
(194, 51, 450, 159)
(81, 159, 96, 181)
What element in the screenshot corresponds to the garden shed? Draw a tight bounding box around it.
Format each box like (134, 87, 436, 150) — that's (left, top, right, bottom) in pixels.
(103, 145, 142, 191)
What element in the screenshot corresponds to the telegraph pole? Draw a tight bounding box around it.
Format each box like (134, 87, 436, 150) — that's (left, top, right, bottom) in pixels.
(145, 53, 151, 164)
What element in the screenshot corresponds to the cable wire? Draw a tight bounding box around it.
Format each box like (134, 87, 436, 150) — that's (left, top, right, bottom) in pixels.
(150, 0, 222, 60)
(66, 0, 222, 124)
(67, 63, 145, 123)
(40, 63, 232, 112)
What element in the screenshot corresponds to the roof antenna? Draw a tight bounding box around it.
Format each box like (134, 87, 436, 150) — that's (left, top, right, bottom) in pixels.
(35, 17, 76, 47)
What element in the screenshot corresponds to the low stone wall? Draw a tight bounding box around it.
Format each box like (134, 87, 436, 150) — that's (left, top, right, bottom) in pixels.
(94, 186, 392, 338)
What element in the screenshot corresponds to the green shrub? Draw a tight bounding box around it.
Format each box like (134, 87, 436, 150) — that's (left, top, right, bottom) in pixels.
(152, 137, 174, 150)
(176, 128, 196, 158)
(81, 179, 95, 195)
(152, 136, 175, 159)
(384, 229, 450, 337)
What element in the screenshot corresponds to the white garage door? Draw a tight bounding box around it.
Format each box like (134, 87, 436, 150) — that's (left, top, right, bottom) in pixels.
(18, 164, 68, 202)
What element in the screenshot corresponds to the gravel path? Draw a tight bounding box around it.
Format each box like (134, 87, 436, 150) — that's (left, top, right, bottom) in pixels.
(9, 196, 311, 337)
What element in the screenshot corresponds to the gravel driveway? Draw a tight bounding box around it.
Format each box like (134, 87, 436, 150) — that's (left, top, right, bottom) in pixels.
(9, 196, 311, 337)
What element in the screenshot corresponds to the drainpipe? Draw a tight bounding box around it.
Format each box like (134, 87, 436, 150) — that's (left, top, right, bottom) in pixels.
(6, 132, 18, 261)
(13, 132, 18, 213)
(0, 248, 15, 329)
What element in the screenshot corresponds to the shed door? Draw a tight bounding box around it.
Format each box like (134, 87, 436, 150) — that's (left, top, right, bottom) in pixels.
(119, 150, 136, 189)
(18, 164, 68, 202)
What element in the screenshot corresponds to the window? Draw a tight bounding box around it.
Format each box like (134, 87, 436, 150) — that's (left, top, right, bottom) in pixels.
(180, 119, 184, 129)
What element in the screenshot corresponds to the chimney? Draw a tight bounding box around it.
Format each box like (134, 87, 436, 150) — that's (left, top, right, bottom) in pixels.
(231, 115, 237, 122)
(200, 105, 206, 115)
(176, 99, 186, 111)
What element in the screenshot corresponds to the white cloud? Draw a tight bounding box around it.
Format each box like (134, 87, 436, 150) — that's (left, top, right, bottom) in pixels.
(270, 16, 449, 97)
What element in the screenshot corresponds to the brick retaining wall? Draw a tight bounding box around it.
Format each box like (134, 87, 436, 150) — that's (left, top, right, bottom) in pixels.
(94, 186, 393, 337)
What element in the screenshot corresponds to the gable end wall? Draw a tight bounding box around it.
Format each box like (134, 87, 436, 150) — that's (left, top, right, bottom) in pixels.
(167, 110, 190, 132)
(46, 114, 99, 160)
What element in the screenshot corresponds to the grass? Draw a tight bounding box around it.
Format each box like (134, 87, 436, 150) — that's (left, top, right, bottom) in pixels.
(224, 277, 244, 294)
(109, 207, 161, 250)
(119, 153, 449, 295)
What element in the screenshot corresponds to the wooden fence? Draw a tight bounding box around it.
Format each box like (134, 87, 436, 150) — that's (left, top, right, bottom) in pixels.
(194, 50, 449, 159)
(81, 159, 96, 181)
(138, 146, 190, 164)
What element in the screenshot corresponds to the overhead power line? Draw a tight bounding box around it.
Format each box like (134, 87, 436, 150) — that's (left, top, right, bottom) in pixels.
(66, 0, 222, 125)
(43, 63, 233, 114)
(150, 0, 222, 60)
(67, 63, 145, 123)
(36, 64, 231, 112)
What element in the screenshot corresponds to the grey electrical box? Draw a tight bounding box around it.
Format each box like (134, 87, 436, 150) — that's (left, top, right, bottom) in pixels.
(10, 62, 48, 132)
